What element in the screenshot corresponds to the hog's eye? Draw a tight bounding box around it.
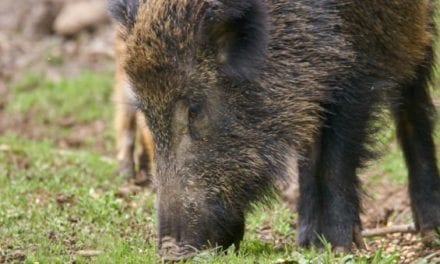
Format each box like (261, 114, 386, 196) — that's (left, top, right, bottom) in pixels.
(188, 102, 208, 140)
(188, 103, 202, 122)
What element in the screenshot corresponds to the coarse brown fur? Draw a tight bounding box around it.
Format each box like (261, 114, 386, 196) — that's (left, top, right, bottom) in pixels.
(109, 0, 440, 260)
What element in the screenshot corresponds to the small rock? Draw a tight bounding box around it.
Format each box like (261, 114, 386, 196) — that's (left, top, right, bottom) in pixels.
(274, 258, 296, 264)
(23, 0, 63, 38)
(55, 193, 74, 206)
(54, 0, 109, 36)
(0, 144, 10, 152)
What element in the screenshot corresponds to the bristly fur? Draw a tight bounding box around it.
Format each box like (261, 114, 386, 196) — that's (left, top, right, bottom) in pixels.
(107, 0, 141, 31)
(109, 0, 440, 257)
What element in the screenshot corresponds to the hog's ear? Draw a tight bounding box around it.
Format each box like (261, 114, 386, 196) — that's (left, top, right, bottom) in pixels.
(107, 0, 141, 30)
(204, 0, 268, 81)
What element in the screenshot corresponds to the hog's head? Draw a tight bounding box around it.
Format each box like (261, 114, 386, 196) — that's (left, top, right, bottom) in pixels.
(109, 0, 290, 260)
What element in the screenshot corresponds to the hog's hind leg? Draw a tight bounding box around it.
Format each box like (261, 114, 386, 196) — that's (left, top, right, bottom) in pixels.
(135, 112, 155, 186)
(392, 49, 440, 246)
(114, 30, 137, 180)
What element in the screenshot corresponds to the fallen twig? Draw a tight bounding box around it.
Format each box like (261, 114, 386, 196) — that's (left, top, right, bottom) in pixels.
(425, 250, 440, 261)
(76, 250, 102, 257)
(361, 224, 416, 237)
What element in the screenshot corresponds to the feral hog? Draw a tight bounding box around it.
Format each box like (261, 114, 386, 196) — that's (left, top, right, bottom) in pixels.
(109, 0, 440, 260)
(113, 26, 154, 185)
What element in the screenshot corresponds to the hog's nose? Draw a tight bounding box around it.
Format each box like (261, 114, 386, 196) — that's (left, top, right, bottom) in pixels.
(158, 235, 241, 261)
(159, 236, 198, 261)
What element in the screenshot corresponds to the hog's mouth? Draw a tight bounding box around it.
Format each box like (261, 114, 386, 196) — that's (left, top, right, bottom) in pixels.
(159, 235, 241, 261)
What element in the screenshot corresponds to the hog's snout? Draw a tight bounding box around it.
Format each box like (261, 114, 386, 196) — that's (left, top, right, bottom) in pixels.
(159, 233, 241, 261)
(159, 236, 198, 261)
(157, 198, 245, 261)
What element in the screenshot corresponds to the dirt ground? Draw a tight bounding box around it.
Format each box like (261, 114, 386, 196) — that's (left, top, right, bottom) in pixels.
(1, 1, 439, 263)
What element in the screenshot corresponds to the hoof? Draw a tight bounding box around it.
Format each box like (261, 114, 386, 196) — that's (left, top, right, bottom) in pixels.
(297, 223, 366, 251)
(116, 160, 135, 180)
(421, 227, 440, 247)
(133, 168, 153, 188)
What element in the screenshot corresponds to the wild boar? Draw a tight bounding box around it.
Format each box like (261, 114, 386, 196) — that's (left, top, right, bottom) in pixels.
(109, 0, 440, 260)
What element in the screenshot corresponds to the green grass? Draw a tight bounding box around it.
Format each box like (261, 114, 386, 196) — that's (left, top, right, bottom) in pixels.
(0, 135, 400, 263)
(5, 71, 115, 154)
(0, 71, 435, 263)
(0, 134, 158, 263)
(8, 71, 113, 123)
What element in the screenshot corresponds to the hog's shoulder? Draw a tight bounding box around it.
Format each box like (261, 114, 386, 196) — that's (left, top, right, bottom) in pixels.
(266, 0, 435, 81)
